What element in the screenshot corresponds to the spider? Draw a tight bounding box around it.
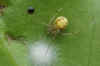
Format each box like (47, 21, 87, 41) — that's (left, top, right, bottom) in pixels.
(46, 8, 73, 38)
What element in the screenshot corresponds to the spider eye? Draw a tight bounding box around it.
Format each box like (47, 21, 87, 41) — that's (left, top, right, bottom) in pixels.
(27, 7, 35, 14)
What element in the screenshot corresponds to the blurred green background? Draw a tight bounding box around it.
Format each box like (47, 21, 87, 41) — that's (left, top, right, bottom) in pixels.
(0, 0, 100, 66)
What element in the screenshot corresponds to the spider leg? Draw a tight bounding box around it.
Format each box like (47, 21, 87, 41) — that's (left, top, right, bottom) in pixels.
(49, 8, 63, 24)
(41, 8, 63, 28)
(62, 31, 80, 36)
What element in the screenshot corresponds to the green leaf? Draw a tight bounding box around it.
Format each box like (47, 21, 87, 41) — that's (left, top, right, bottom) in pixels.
(2, 0, 100, 66)
(0, 36, 18, 66)
(0, 19, 17, 66)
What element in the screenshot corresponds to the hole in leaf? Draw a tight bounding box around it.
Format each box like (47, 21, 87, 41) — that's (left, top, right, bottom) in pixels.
(27, 6, 35, 14)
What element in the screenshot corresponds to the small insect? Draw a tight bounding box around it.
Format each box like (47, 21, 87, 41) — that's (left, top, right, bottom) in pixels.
(46, 8, 69, 38)
(27, 6, 35, 14)
(48, 16, 68, 37)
